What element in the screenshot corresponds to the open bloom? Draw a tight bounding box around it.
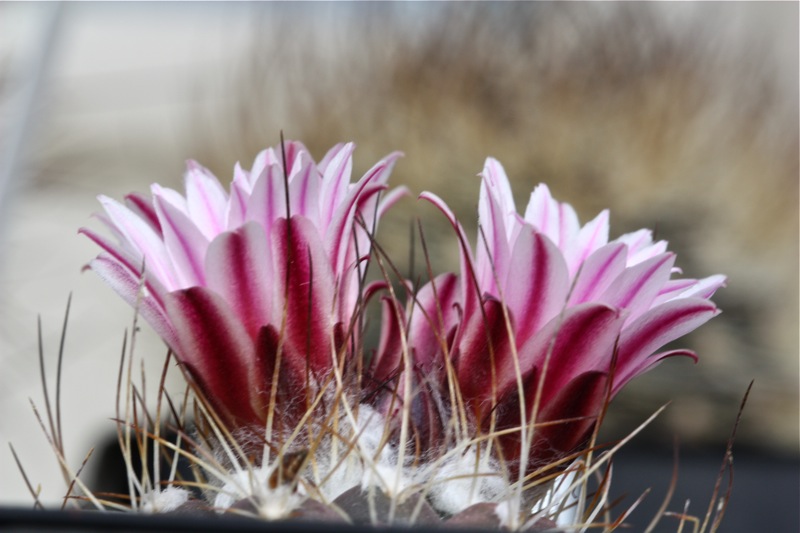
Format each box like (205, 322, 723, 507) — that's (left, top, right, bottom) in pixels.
(375, 157, 725, 475)
(82, 141, 402, 428)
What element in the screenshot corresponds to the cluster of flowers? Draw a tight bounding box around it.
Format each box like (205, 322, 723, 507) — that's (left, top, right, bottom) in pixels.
(82, 141, 724, 526)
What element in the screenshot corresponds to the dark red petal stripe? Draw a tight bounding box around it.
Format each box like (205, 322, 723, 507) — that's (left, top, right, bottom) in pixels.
(272, 216, 337, 380)
(504, 230, 569, 347)
(205, 222, 273, 339)
(165, 287, 262, 426)
(455, 297, 514, 414)
(614, 298, 718, 388)
(371, 297, 407, 385)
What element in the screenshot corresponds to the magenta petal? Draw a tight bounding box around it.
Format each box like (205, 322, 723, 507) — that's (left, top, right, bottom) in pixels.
(614, 297, 719, 389)
(455, 297, 514, 411)
(504, 230, 570, 346)
(529, 371, 608, 468)
(508, 303, 622, 408)
(616, 349, 698, 394)
(370, 297, 407, 385)
(272, 216, 337, 377)
(492, 369, 607, 473)
(165, 287, 262, 425)
(408, 272, 460, 373)
(205, 222, 274, 338)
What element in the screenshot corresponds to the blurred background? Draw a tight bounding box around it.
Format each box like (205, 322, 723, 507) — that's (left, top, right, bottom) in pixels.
(0, 2, 797, 529)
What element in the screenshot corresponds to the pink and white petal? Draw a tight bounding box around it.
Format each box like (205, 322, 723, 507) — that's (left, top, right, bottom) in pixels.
(233, 161, 253, 194)
(476, 182, 513, 295)
(282, 139, 309, 175)
(599, 253, 676, 324)
(225, 176, 250, 230)
(124, 193, 161, 234)
(339, 154, 404, 281)
(564, 209, 610, 276)
(319, 143, 355, 227)
(523, 184, 580, 249)
(354, 151, 404, 235)
(92, 212, 127, 247)
(184, 161, 229, 239)
(81, 229, 171, 310)
(150, 185, 189, 216)
(362, 280, 390, 305)
(362, 151, 403, 187)
(99, 195, 178, 290)
(614, 297, 719, 387)
(247, 162, 288, 239)
(615, 229, 652, 256)
(88, 254, 176, 349)
(480, 158, 517, 234)
(628, 240, 669, 266)
(419, 191, 479, 318)
(153, 188, 210, 288)
(250, 147, 280, 187)
(287, 150, 322, 225)
(165, 287, 263, 425)
(325, 182, 386, 283)
(555, 202, 581, 251)
(317, 142, 345, 174)
(81, 227, 144, 282)
(205, 222, 274, 338)
(513, 303, 623, 402)
(524, 184, 560, 244)
(613, 348, 698, 394)
(504, 230, 570, 346)
(567, 242, 628, 306)
(652, 278, 699, 307)
(617, 229, 669, 266)
(272, 216, 337, 376)
(677, 274, 727, 300)
(377, 184, 410, 219)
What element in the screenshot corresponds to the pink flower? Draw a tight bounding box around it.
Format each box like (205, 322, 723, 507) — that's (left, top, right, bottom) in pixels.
(82, 141, 403, 428)
(377, 157, 725, 473)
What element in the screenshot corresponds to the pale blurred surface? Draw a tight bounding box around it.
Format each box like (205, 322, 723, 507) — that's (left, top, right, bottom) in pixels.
(0, 2, 797, 506)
